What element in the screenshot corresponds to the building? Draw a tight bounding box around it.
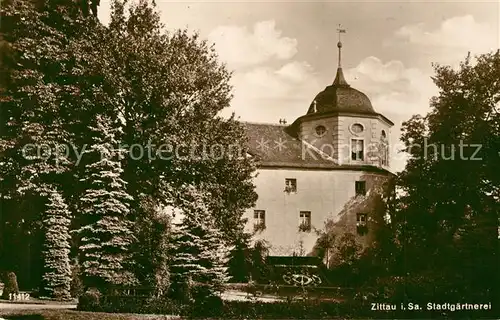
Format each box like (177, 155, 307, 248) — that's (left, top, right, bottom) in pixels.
(242, 39, 394, 263)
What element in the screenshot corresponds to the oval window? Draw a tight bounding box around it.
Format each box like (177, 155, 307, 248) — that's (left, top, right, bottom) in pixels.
(351, 123, 364, 134)
(315, 125, 326, 136)
(381, 130, 387, 139)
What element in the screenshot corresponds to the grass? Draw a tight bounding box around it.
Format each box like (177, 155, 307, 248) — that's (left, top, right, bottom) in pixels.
(0, 310, 181, 320)
(0, 298, 77, 305)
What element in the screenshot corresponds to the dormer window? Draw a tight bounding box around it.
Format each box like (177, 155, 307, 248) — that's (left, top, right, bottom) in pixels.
(315, 125, 326, 137)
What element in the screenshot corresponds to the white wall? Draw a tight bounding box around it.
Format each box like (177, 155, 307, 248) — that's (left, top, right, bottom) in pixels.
(243, 168, 388, 256)
(299, 114, 392, 168)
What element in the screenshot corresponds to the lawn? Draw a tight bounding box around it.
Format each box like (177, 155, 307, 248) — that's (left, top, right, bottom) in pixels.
(0, 309, 181, 320)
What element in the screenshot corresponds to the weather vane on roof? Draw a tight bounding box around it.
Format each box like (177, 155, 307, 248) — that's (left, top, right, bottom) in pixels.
(337, 24, 346, 42)
(336, 24, 346, 68)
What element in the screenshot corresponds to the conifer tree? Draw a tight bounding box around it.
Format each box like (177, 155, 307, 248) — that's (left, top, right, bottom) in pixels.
(41, 189, 72, 300)
(169, 187, 230, 302)
(77, 114, 137, 288)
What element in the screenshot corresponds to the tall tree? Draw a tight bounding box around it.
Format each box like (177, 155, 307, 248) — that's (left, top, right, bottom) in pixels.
(41, 189, 72, 300)
(396, 50, 500, 299)
(96, 0, 257, 248)
(77, 114, 137, 288)
(0, 0, 96, 294)
(169, 186, 230, 302)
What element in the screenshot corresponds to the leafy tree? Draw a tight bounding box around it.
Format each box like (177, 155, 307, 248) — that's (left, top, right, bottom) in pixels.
(1, 0, 258, 295)
(0, 0, 96, 294)
(335, 233, 362, 267)
(395, 50, 500, 299)
(313, 229, 336, 268)
(98, 0, 257, 243)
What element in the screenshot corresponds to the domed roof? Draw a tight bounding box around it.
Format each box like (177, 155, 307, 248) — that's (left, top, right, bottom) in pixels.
(307, 67, 376, 115)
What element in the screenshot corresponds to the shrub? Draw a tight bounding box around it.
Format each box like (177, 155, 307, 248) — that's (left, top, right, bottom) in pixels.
(140, 296, 182, 315)
(1, 271, 19, 300)
(78, 291, 182, 315)
(77, 287, 101, 311)
(74, 294, 498, 318)
(355, 270, 486, 304)
(210, 300, 354, 319)
(190, 294, 224, 318)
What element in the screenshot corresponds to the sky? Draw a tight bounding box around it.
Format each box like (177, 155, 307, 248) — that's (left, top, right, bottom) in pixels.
(97, 0, 500, 172)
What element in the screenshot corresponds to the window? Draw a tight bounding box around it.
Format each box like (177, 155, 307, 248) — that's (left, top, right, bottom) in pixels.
(315, 125, 326, 137)
(285, 178, 297, 193)
(381, 130, 389, 166)
(299, 211, 311, 232)
(356, 213, 367, 225)
(381, 142, 389, 166)
(355, 181, 366, 196)
(351, 139, 364, 161)
(356, 213, 368, 235)
(351, 123, 364, 134)
(253, 210, 266, 231)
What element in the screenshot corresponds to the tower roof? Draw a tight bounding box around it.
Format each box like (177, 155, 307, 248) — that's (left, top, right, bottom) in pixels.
(307, 71, 376, 115)
(307, 32, 377, 116)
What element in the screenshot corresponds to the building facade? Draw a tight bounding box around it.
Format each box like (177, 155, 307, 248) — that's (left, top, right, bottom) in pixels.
(242, 41, 394, 262)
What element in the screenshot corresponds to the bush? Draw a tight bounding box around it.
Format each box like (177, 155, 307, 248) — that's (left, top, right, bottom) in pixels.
(355, 270, 493, 304)
(141, 296, 182, 315)
(78, 292, 182, 315)
(75, 295, 499, 318)
(214, 300, 357, 319)
(189, 294, 224, 318)
(77, 287, 101, 311)
(1, 271, 19, 299)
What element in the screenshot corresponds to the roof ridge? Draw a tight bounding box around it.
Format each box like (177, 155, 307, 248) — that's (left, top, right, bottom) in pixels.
(241, 121, 288, 127)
